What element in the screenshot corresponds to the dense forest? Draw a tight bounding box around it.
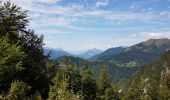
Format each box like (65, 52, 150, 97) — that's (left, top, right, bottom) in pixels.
(0, 2, 169, 100)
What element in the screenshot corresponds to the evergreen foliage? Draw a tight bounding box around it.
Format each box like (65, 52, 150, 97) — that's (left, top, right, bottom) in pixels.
(0, 1, 52, 99)
(6, 80, 31, 100)
(0, 36, 25, 91)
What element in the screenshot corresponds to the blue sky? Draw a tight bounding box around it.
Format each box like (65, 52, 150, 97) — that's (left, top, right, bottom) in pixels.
(4, 0, 170, 53)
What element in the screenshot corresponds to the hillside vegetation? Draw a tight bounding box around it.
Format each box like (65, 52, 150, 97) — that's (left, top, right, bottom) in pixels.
(123, 50, 170, 99)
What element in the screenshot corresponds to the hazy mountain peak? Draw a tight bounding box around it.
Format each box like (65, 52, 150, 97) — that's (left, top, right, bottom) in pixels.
(78, 48, 102, 59)
(90, 46, 125, 60)
(44, 47, 63, 51)
(143, 38, 170, 47)
(44, 47, 73, 59)
(86, 48, 102, 52)
(54, 48, 64, 51)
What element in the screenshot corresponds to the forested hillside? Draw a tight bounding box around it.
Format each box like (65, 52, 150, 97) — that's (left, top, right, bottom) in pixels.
(90, 47, 125, 60)
(57, 56, 138, 83)
(78, 48, 103, 59)
(0, 1, 169, 100)
(122, 50, 170, 99)
(92, 38, 170, 67)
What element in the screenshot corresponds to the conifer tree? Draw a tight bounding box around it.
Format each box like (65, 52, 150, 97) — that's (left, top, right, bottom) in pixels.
(0, 36, 25, 91)
(97, 68, 112, 99)
(6, 80, 31, 100)
(0, 2, 50, 98)
(80, 67, 97, 100)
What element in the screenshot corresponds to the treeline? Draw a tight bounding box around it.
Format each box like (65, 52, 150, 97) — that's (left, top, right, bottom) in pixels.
(49, 58, 120, 100)
(0, 1, 169, 100)
(57, 56, 138, 83)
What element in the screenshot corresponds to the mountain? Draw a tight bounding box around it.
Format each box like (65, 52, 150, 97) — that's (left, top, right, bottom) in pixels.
(90, 47, 125, 60)
(95, 38, 170, 67)
(124, 50, 170, 99)
(44, 47, 73, 59)
(44, 48, 102, 59)
(56, 38, 170, 83)
(78, 48, 102, 59)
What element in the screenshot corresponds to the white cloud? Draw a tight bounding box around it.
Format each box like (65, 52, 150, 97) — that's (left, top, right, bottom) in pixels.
(34, 0, 61, 4)
(44, 31, 170, 52)
(106, 11, 156, 21)
(131, 32, 170, 39)
(5, 0, 61, 4)
(129, 2, 138, 9)
(78, 36, 144, 51)
(1, 0, 170, 52)
(29, 15, 71, 29)
(37, 29, 70, 36)
(130, 5, 135, 9)
(44, 40, 61, 49)
(96, 0, 109, 7)
(3, 0, 169, 30)
(79, 36, 114, 51)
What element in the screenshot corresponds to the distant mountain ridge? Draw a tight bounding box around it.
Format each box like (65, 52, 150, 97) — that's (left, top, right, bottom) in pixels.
(78, 48, 103, 59)
(44, 47, 72, 59)
(44, 48, 103, 59)
(90, 47, 125, 60)
(44, 38, 170, 64)
(91, 38, 170, 67)
(143, 38, 170, 47)
(55, 38, 170, 83)
(115, 38, 170, 66)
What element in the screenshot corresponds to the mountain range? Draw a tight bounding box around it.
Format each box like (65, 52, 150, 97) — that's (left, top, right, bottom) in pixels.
(44, 47, 103, 59)
(44, 48, 73, 59)
(91, 38, 170, 67)
(90, 47, 125, 60)
(77, 48, 103, 59)
(55, 38, 170, 83)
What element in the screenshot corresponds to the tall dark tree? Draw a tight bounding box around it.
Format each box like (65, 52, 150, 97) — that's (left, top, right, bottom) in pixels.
(0, 1, 50, 98)
(48, 63, 82, 99)
(80, 67, 97, 100)
(0, 36, 25, 91)
(97, 68, 112, 99)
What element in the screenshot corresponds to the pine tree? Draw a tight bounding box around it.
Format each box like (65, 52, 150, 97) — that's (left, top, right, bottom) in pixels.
(159, 66, 170, 99)
(80, 67, 97, 100)
(48, 64, 83, 100)
(6, 80, 31, 100)
(0, 1, 28, 36)
(97, 68, 112, 99)
(0, 2, 50, 98)
(0, 36, 25, 91)
(98, 69, 111, 93)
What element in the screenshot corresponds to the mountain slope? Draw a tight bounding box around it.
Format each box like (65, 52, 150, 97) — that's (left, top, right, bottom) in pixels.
(57, 56, 138, 83)
(101, 38, 170, 67)
(125, 50, 170, 99)
(78, 48, 102, 59)
(44, 48, 73, 59)
(90, 47, 125, 60)
(56, 38, 170, 83)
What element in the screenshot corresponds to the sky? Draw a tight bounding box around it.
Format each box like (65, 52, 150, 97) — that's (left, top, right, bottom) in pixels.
(2, 0, 170, 53)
